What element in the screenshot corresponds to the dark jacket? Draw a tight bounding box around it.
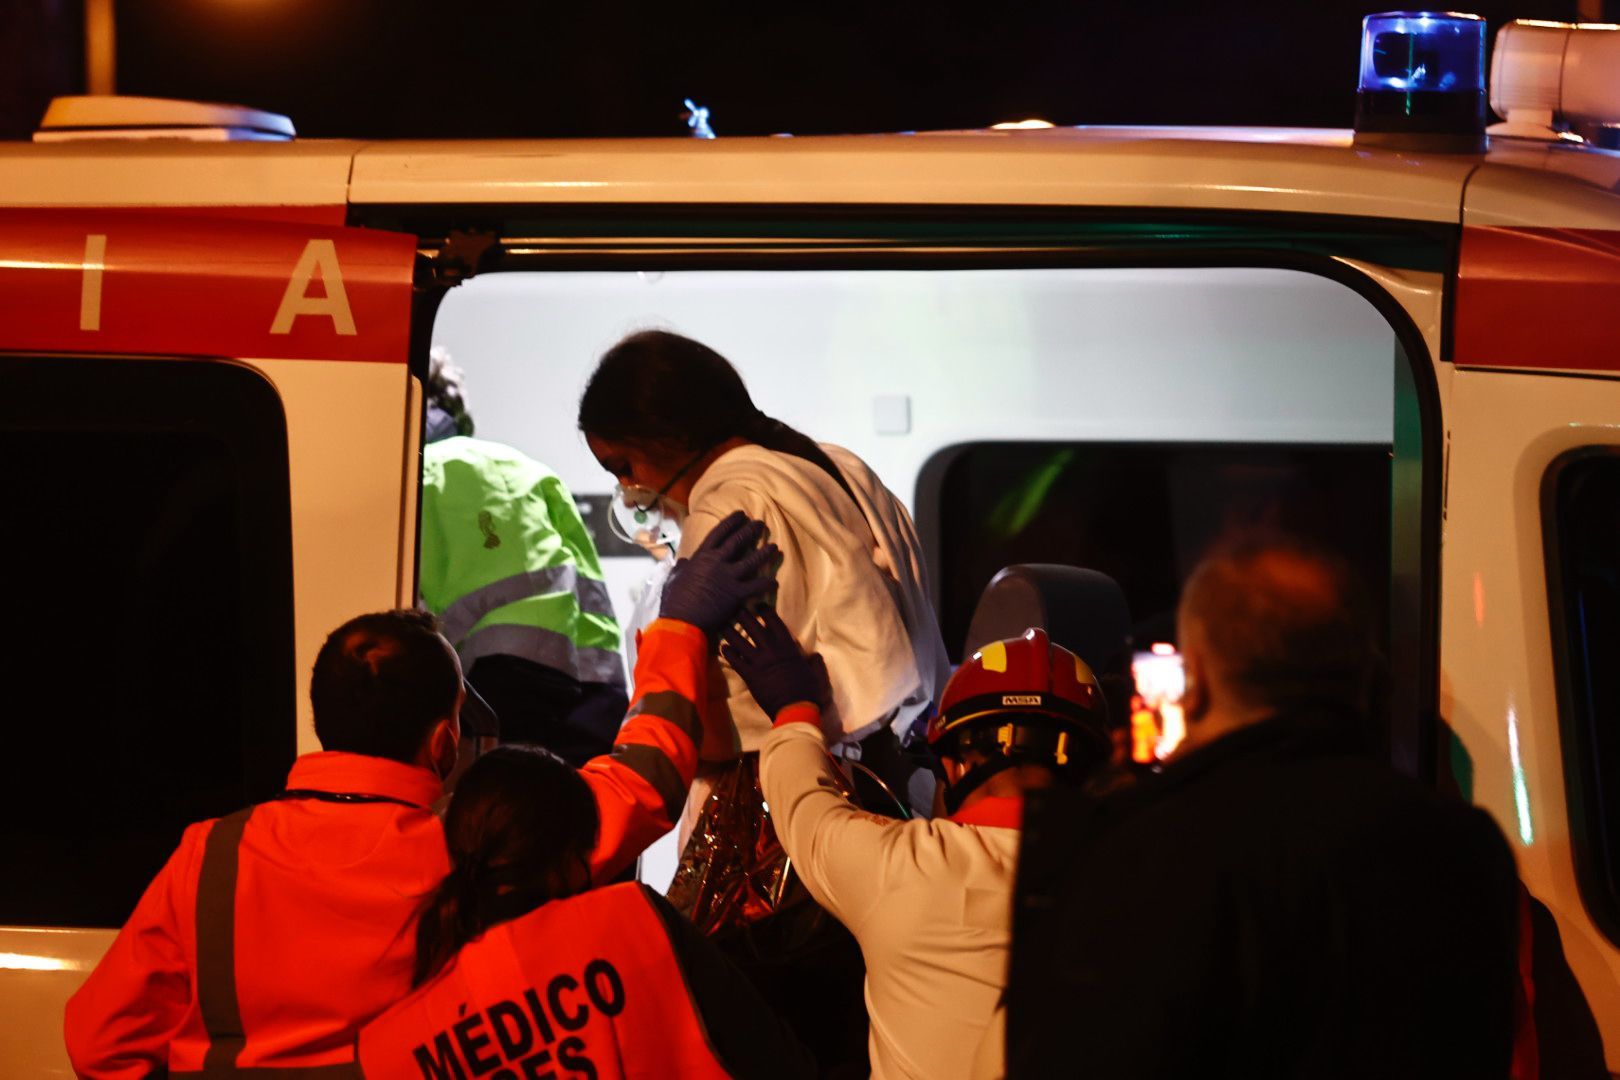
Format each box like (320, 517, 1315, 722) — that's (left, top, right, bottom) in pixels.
(1007, 713, 1521, 1079)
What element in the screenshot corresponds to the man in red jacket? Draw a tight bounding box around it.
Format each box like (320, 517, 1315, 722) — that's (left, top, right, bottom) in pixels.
(64, 511, 775, 1079)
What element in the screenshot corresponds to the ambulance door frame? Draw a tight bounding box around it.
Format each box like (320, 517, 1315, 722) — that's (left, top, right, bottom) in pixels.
(395, 229, 508, 610)
(372, 204, 1448, 784)
(402, 277, 449, 612)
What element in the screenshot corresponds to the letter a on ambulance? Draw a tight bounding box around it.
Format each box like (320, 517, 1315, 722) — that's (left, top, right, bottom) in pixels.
(271, 238, 357, 336)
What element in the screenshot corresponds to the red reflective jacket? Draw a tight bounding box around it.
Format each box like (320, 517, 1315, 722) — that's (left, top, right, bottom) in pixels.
(357, 883, 732, 1080)
(64, 618, 709, 1079)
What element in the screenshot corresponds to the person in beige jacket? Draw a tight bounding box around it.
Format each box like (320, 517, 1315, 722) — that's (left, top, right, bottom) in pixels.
(724, 611, 1113, 1080)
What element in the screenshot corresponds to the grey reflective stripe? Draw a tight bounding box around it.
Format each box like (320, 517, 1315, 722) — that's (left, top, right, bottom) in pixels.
(577, 576, 614, 621)
(457, 623, 627, 689)
(626, 690, 703, 747)
(439, 565, 616, 644)
(609, 743, 687, 824)
(172, 1066, 360, 1079)
(189, 805, 362, 1080)
(196, 807, 254, 1075)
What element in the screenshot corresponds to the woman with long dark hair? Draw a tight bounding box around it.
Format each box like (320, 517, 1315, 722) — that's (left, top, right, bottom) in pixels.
(356, 746, 812, 1080)
(579, 329, 949, 791)
(580, 329, 948, 1075)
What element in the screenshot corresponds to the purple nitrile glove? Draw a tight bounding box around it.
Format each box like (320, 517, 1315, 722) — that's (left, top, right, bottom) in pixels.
(720, 606, 827, 720)
(659, 511, 779, 639)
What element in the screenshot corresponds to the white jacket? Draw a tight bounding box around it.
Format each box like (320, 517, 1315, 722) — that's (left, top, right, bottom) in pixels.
(677, 442, 951, 758)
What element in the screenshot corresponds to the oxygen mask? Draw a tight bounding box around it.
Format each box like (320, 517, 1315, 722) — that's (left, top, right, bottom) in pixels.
(609, 483, 683, 550)
(606, 444, 713, 552)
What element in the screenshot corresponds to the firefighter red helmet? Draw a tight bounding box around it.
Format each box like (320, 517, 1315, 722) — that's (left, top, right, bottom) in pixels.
(929, 628, 1109, 789)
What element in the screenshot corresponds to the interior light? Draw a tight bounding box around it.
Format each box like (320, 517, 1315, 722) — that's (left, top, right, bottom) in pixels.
(1354, 10, 1487, 151)
(1150, 642, 1176, 656)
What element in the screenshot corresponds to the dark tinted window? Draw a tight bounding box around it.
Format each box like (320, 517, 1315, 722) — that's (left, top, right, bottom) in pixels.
(1546, 452, 1620, 944)
(0, 356, 295, 927)
(925, 442, 1391, 659)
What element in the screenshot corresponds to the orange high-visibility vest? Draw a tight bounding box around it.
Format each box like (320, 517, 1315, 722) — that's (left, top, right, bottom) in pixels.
(357, 883, 731, 1080)
(65, 620, 710, 1080)
(65, 754, 444, 1079)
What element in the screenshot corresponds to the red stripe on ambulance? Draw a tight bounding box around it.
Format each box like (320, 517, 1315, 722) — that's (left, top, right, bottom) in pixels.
(0, 209, 415, 363)
(1455, 226, 1620, 373)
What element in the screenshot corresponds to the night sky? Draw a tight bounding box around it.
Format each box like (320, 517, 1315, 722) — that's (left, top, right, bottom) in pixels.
(1, 0, 1604, 140)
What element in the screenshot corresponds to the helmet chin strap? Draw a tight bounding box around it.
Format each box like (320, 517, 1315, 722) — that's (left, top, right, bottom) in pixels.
(942, 755, 1023, 816)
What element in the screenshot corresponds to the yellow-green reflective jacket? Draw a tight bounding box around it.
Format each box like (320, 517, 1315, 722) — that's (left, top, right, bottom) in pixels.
(420, 437, 624, 689)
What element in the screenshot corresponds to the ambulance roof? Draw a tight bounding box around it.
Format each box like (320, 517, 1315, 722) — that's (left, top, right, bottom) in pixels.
(1, 126, 1617, 228)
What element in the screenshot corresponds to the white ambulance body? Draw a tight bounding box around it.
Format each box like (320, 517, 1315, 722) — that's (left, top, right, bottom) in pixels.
(5, 23, 1620, 1073)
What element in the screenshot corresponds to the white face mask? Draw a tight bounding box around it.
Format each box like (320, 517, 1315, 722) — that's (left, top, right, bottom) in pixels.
(606, 443, 710, 551)
(609, 483, 683, 549)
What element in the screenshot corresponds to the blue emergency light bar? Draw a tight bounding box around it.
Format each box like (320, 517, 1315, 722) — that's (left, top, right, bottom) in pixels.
(1353, 11, 1487, 149)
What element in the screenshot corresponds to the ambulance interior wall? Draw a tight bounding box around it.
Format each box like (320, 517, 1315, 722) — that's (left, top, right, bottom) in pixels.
(431, 266, 1398, 888)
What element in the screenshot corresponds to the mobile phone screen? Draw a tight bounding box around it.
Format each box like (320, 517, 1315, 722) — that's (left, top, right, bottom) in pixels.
(1130, 645, 1186, 762)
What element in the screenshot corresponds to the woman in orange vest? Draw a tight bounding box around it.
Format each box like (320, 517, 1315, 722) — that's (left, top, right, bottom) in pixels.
(357, 745, 814, 1080)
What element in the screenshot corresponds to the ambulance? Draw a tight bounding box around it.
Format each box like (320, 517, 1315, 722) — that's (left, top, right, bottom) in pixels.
(4, 12, 1620, 1074)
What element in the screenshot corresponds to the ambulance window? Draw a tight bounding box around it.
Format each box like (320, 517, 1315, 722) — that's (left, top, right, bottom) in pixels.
(0, 356, 295, 928)
(1546, 451, 1620, 942)
(927, 442, 1392, 659)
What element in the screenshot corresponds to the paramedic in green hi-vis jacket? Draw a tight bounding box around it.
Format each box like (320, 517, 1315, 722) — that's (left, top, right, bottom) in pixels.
(418, 348, 628, 766)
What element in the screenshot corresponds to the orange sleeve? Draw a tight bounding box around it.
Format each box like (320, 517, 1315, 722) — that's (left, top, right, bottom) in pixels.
(64, 822, 206, 1080)
(580, 618, 707, 882)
